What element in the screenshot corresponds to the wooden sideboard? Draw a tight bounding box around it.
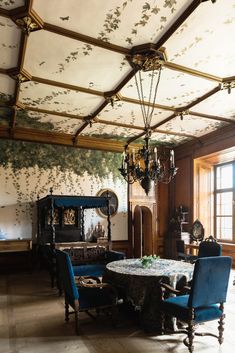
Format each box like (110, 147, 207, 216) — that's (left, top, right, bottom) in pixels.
(0, 239, 32, 271)
(0, 239, 32, 253)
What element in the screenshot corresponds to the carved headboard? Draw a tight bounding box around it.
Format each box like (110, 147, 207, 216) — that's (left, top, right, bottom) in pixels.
(37, 194, 111, 245)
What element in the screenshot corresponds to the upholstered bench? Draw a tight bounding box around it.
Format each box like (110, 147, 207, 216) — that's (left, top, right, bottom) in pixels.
(56, 248, 125, 294)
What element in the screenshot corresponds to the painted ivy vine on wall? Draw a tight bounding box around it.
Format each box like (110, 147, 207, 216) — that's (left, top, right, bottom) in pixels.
(0, 139, 122, 224)
(0, 139, 122, 178)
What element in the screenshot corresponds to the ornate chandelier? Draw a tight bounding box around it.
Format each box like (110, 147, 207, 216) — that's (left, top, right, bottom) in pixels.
(119, 50, 178, 195)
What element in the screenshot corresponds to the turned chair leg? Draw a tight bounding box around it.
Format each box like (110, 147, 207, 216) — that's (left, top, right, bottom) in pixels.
(74, 301, 80, 335)
(218, 304, 225, 344)
(187, 309, 195, 353)
(187, 321, 195, 353)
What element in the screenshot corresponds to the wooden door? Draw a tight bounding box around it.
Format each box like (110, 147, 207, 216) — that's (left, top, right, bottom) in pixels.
(133, 205, 153, 257)
(141, 206, 153, 255)
(133, 205, 142, 258)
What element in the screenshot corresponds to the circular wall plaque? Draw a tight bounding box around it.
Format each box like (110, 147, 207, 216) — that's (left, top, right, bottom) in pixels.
(97, 189, 118, 217)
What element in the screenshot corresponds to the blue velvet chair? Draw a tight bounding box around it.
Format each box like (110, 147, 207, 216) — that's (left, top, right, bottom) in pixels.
(197, 236, 222, 257)
(160, 256, 232, 353)
(56, 250, 118, 334)
(186, 236, 222, 266)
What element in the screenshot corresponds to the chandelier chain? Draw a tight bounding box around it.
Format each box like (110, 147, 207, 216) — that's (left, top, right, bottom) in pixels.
(149, 65, 162, 126)
(135, 72, 148, 128)
(146, 69, 155, 128)
(134, 66, 162, 132)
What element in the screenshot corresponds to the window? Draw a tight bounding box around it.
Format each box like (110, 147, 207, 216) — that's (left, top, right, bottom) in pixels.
(214, 162, 235, 242)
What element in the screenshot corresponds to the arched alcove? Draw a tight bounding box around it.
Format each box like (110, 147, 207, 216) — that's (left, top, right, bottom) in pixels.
(133, 205, 153, 258)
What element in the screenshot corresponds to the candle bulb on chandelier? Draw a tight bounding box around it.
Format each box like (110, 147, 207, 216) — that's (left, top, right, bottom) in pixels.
(154, 147, 157, 162)
(170, 150, 175, 167)
(122, 151, 125, 168)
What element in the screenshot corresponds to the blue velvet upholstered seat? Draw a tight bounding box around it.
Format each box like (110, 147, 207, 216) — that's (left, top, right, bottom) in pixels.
(161, 256, 232, 353)
(197, 236, 222, 257)
(72, 250, 125, 277)
(56, 250, 118, 334)
(73, 263, 106, 277)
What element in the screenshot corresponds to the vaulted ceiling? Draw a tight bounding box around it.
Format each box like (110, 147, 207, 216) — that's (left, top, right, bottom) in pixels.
(0, 0, 235, 153)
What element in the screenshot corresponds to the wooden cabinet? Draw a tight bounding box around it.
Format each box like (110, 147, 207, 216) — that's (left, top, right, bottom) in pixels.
(164, 206, 190, 259)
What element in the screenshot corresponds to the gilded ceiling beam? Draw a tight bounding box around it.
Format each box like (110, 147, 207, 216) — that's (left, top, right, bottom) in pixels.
(189, 111, 235, 124)
(0, 126, 131, 153)
(183, 85, 221, 110)
(121, 95, 175, 112)
(0, 7, 11, 17)
(164, 61, 222, 83)
(20, 105, 85, 121)
(31, 76, 103, 97)
(97, 119, 144, 131)
(43, 22, 129, 56)
(0, 68, 8, 75)
(154, 128, 197, 140)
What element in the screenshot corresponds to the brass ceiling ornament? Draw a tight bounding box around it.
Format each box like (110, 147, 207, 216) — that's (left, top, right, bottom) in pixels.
(176, 110, 190, 121)
(15, 16, 42, 35)
(127, 46, 166, 71)
(83, 115, 99, 127)
(105, 93, 121, 108)
(130, 52, 164, 72)
(222, 81, 235, 94)
(8, 68, 31, 84)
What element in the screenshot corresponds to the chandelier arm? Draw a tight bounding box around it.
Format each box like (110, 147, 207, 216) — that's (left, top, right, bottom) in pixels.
(149, 65, 162, 126)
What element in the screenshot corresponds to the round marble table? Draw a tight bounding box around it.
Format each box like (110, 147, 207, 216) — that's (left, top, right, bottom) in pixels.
(105, 258, 194, 332)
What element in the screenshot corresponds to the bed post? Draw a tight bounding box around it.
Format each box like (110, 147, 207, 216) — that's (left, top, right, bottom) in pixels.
(106, 192, 112, 250)
(49, 188, 56, 287)
(80, 207, 85, 241)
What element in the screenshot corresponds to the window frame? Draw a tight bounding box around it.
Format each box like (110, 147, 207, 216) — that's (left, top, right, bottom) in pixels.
(214, 161, 235, 243)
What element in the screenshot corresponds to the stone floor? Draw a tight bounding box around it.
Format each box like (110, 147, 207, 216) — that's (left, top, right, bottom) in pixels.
(1, 269, 235, 353)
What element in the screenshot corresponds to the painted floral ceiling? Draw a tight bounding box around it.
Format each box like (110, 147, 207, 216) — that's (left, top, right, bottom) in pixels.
(0, 0, 235, 152)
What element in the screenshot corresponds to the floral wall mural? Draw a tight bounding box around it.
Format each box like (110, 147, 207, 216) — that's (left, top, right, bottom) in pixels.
(0, 139, 128, 242)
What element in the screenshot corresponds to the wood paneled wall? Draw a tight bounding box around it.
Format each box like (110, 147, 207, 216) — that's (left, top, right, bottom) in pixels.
(112, 240, 131, 258)
(127, 125, 235, 263)
(162, 125, 235, 265)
